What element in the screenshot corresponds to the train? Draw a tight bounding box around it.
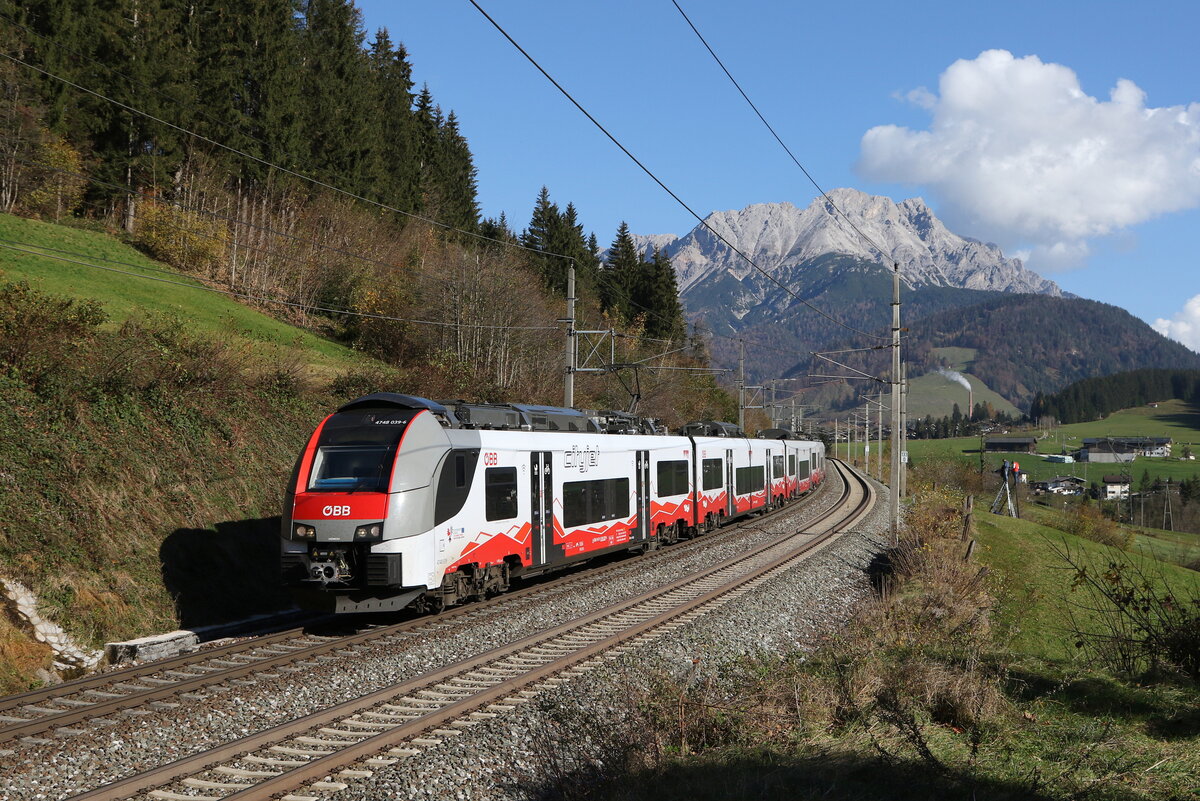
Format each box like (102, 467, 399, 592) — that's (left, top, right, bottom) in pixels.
(281, 393, 826, 613)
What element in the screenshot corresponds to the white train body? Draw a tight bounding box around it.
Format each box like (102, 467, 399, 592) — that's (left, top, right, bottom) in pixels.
(281, 394, 825, 613)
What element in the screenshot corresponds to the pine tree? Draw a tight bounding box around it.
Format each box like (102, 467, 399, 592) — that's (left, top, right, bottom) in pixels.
(479, 212, 515, 244)
(644, 246, 684, 340)
(193, 0, 303, 180)
(601, 221, 640, 320)
(520, 186, 559, 286)
(298, 0, 374, 192)
(433, 110, 479, 230)
(365, 28, 418, 211)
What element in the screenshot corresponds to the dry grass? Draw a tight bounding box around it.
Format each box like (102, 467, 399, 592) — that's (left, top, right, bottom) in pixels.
(518, 479, 1199, 801)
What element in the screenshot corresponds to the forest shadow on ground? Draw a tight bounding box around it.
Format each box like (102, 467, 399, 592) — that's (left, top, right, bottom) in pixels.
(160, 516, 291, 628)
(1007, 666, 1200, 741)
(512, 748, 1147, 801)
(1157, 407, 1200, 434)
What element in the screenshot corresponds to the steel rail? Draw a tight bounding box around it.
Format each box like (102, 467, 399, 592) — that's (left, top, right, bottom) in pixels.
(65, 460, 869, 801)
(0, 471, 838, 744)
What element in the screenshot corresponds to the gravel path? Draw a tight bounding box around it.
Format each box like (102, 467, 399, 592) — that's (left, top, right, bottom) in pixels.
(0, 472, 864, 801)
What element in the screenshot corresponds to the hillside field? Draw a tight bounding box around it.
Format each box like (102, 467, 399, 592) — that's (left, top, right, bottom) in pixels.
(903, 399, 1200, 485)
(0, 216, 398, 692)
(905, 368, 1020, 420)
(0, 214, 371, 376)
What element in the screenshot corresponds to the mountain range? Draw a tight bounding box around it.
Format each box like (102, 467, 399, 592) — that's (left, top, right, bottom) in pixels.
(628, 189, 1200, 413)
(637, 188, 1063, 298)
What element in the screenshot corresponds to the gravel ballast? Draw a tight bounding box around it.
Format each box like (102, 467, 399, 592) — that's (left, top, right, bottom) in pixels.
(337, 474, 891, 801)
(0, 469, 886, 801)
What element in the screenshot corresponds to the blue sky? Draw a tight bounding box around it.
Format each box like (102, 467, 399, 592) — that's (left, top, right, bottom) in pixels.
(357, 1, 1200, 347)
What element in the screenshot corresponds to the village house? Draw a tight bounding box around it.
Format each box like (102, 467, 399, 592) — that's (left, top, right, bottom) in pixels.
(1102, 475, 1131, 500)
(1031, 475, 1086, 495)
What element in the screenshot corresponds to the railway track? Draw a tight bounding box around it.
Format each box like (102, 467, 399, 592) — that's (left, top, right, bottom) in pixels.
(0, 464, 844, 749)
(63, 458, 872, 801)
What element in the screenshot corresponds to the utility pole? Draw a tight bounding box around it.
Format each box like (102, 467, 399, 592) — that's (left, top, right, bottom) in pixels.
(890, 262, 902, 542)
(737, 340, 746, 430)
(862, 407, 871, 476)
(900, 364, 908, 498)
(877, 391, 884, 480)
(563, 264, 576, 408)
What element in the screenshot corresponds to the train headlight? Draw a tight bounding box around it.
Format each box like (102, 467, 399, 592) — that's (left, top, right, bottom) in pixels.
(354, 522, 384, 540)
(294, 524, 316, 539)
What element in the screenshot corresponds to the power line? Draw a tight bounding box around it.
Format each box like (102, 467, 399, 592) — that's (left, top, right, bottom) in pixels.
(0, 49, 581, 270)
(0, 142, 409, 277)
(0, 238, 561, 331)
(2, 140, 700, 349)
(12, 156, 695, 351)
(467, 0, 888, 343)
(0, 46, 703, 344)
(670, 0, 894, 267)
(0, 31, 794, 357)
(0, 8, 272, 153)
(2, 143, 820, 362)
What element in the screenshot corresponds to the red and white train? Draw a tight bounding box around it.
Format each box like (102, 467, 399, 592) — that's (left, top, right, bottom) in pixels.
(281, 393, 825, 613)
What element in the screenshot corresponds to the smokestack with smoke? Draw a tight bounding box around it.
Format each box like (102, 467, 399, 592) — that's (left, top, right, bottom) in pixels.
(937, 368, 972, 419)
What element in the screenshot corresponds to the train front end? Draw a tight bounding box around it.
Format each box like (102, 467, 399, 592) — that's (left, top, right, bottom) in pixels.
(281, 394, 450, 613)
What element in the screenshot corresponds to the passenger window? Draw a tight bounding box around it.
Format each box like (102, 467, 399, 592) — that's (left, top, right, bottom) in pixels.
(485, 467, 518, 521)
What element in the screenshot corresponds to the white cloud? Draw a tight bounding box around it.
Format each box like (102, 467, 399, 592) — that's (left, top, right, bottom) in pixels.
(1153, 295, 1200, 353)
(859, 50, 1200, 270)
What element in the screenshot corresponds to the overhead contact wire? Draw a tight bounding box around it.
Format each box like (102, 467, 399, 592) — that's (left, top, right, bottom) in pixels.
(670, 0, 894, 268)
(466, 0, 887, 342)
(0, 40, 799, 356)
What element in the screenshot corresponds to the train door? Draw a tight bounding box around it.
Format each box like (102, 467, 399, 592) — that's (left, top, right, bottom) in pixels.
(725, 449, 734, 516)
(530, 451, 553, 565)
(766, 448, 773, 503)
(634, 450, 650, 542)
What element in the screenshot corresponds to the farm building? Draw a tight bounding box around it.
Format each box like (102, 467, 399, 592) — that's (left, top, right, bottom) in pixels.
(984, 436, 1038, 453)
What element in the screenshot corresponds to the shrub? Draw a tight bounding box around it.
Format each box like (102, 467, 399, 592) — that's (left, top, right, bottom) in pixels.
(19, 131, 87, 221)
(0, 280, 105, 395)
(1056, 541, 1200, 679)
(134, 199, 227, 276)
(1063, 502, 1135, 550)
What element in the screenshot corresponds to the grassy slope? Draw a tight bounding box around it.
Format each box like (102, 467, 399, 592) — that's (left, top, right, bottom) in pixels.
(0, 216, 394, 692)
(971, 511, 1199, 798)
(906, 369, 1020, 420)
(576, 495, 1199, 801)
(974, 511, 1198, 660)
(932, 346, 977, 371)
(0, 214, 368, 374)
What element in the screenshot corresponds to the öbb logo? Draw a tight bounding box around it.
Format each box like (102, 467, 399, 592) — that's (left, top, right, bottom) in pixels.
(323, 505, 352, 517)
(483, 452, 498, 467)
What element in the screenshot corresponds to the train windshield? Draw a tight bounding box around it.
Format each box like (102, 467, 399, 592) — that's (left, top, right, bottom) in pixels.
(307, 408, 416, 492)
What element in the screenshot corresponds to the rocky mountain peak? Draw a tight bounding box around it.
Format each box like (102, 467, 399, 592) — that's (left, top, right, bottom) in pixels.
(633, 189, 1063, 297)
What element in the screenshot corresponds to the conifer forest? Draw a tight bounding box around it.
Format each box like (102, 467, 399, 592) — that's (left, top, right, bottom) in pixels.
(0, 0, 699, 416)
